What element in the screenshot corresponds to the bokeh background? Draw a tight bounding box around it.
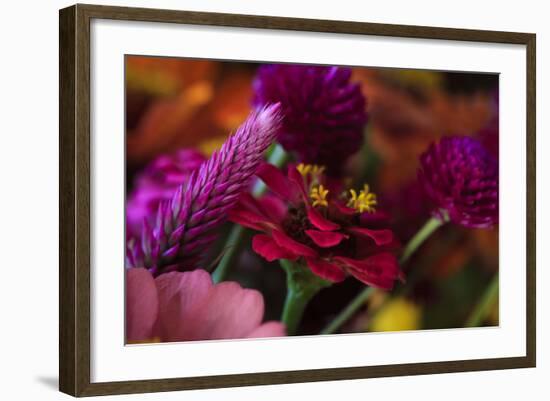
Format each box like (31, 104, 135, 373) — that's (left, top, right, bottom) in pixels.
(125, 55, 499, 334)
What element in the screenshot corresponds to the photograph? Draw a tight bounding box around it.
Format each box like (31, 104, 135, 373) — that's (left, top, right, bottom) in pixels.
(124, 56, 500, 344)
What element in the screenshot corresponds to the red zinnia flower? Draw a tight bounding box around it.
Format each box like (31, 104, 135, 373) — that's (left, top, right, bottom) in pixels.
(229, 163, 403, 290)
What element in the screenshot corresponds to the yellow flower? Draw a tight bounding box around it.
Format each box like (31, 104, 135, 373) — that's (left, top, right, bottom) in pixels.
(347, 184, 377, 213)
(310, 185, 329, 208)
(369, 297, 421, 332)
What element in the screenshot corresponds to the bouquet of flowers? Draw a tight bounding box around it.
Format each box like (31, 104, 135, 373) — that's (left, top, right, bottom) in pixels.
(125, 59, 499, 343)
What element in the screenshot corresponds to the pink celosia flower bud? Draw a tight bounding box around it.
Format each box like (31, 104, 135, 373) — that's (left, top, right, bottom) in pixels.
(127, 104, 283, 275)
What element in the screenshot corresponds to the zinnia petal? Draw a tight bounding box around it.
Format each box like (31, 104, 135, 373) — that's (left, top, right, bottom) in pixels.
(333, 202, 357, 216)
(252, 234, 298, 262)
(307, 207, 340, 231)
(305, 257, 346, 282)
(348, 227, 394, 246)
(334, 253, 401, 290)
(272, 230, 318, 258)
(258, 195, 288, 224)
(229, 207, 271, 231)
(287, 165, 310, 202)
(126, 268, 159, 343)
(305, 229, 348, 247)
(257, 163, 300, 203)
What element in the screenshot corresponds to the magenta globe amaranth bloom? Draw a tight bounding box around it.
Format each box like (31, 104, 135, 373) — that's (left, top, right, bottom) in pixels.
(418, 136, 498, 228)
(253, 64, 368, 175)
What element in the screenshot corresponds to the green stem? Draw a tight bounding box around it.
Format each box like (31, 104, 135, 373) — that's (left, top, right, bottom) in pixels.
(281, 287, 314, 336)
(212, 145, 288, 283)
(466, 272, 499, 327)
(320, 287, 375, 335)
(280, 259, 331, 335)
(320, 216, 445, 335)
(400, 216, 445, 265)
(360, 229, 463, 331)
(211, 226, 246, 282)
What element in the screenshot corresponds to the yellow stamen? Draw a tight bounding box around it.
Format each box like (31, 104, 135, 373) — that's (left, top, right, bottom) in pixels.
(297, 163, 312, 177)
(310, 185, 329, 208)
(311, 165, 326, 176)
(347, 184, 377, 213)
(297, 163, 326, 179)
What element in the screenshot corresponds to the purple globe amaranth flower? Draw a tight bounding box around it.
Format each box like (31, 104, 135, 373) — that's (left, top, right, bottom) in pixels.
(127, 104, 283, 275)
(418, 136, 498, 229)
(126, 149, 206, 239)
(253, 64, 368, 175)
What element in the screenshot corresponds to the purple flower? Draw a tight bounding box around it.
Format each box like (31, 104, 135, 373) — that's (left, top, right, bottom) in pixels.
(127, 104, 283, 275)
(126, 149, 206, 239)
(253, 64, 368, 175)
(418, 136, 498, 228)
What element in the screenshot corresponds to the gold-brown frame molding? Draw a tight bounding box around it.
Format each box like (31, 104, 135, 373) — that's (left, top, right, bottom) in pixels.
(59, 3, 536, 397)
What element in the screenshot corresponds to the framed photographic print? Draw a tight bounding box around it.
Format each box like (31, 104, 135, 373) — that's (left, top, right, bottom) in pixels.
(59, 3, 536, 397)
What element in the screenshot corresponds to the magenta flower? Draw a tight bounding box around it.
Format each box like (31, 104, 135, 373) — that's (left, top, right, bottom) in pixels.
(126, 268, 285, 343)
(229, 163, 403, 290)
(126, 149, 206, 238)
(253, 64, 368, 175)
(126, 104, 283, 274)
(418, 136, 498, 228)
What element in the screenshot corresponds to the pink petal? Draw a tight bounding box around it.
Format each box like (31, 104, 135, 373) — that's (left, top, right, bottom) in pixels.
(247, 321, 286, 338)
(349, 227, 394, 246)
(257, 163, 300, 203)
(305, 229, 347, 248)
(272, 230, 318, 258)
(155, 269, 212, 342)
(307, 207, 340, 231)
(190, 283, 266, 340)
(252, 234, 298, 262)
(305, 258, 346, 282)
(126, 268, 159, 343)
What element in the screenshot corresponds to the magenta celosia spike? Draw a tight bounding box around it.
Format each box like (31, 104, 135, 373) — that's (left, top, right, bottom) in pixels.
(127, 104, 282, 275)
(126, 149, 206, 240)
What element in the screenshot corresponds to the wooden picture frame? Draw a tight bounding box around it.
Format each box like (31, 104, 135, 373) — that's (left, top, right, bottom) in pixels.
(59, 3, 536, 396)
